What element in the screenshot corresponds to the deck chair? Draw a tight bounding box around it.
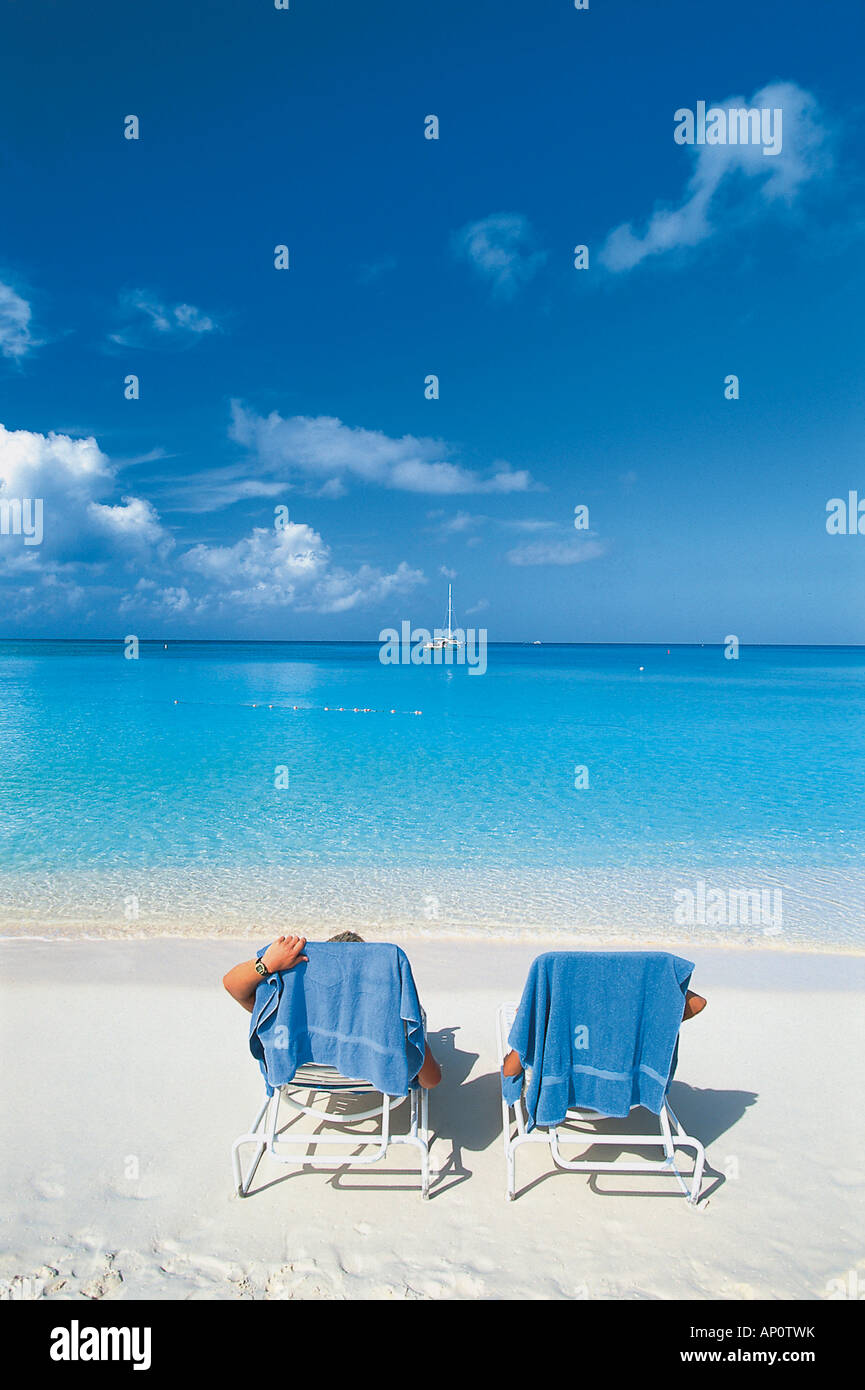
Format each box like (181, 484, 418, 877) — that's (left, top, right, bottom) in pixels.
(232, 943, 432, 1198)
(232, 1049, 431, 1199)
(496, 952, 706, 1205)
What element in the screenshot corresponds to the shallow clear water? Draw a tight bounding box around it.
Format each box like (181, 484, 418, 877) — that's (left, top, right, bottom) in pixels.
(0, 640, 862, 946)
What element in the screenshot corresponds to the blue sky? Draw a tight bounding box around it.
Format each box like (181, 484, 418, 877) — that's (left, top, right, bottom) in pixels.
(0, 0, 863, 641)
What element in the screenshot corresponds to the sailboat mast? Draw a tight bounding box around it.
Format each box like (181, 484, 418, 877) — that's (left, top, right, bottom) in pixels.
(447, 583, 453, 635)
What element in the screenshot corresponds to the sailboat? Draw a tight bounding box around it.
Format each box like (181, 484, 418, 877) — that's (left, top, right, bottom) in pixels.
(423, 582, 464, 651)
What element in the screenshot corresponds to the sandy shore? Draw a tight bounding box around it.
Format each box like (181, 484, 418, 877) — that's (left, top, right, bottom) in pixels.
(1, 937, 863, 1301)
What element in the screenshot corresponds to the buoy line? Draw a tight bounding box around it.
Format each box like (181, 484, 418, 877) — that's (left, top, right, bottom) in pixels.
(170, 700, 422, 715)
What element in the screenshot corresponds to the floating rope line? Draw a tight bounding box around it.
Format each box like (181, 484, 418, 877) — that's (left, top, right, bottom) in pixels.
(170, 699, 422, 715)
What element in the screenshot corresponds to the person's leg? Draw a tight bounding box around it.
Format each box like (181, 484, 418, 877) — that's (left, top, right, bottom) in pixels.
(417, 1040, 441, 1088)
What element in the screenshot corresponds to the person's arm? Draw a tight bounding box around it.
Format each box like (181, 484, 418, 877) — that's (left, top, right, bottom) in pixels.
(222, 935, 308, 1013)
(502, 1048, 523, 1077)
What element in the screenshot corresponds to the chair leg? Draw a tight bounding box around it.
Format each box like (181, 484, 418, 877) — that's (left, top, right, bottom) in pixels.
(420, 1087, 431, 1198)
(232, 1093, 274, 1196)
(506, 1137, 516, 1201)
(232, 1100, 269, 1200)
(666, 1101, 706, 1206)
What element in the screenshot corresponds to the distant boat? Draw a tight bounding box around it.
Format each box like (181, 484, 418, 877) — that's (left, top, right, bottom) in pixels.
(532, 640, 541, 645)
(423, 582, 464, 651)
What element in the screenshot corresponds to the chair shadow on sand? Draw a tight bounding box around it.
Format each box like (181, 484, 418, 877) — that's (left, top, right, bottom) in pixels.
(237, 1032, 755, 1204)
(420, 1033, 759, 1203)
(512, 1081, 758, 1203)
(421, 1026, 505, 1198)
(245, 1024, 495, 1199)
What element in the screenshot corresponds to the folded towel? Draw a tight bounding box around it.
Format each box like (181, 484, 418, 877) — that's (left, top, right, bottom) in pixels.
(249, 941, 426, 1097)
(504, 951, 694, 1130)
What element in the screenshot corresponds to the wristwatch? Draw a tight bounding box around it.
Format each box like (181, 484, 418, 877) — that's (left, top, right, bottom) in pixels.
(254, 958, 270, 978)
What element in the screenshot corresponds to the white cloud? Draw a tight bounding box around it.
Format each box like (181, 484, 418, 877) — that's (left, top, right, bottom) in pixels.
(434, 510, 485, 536)
(0, 282, 37, 359)
(110, 291, 218, 348)
(177, 520, 423, 614)
(501, 518, 558, 533)
(600, 81, 832, 273)
(506, 538, 606, 567)
(453, 213, 548, 298)
(224, 404, 534, 500)
(0, 421, 428, 623)
(161, 461, 288, 514)
(0, 423, 168, 566)
(0, 422, 174, 618)
(431, 511, 557, 540)
(88, 496, 165, 546)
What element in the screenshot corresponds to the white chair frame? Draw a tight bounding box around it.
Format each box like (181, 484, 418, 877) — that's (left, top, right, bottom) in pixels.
(496, 1003, 706, 1205)
(233, 1027, 432, 1199)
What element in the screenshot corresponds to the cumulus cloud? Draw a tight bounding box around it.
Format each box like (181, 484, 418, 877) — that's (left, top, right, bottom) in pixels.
(215, 404, 534, 502)
(0, 421, 424, 623)
(452, 213, 548, 298)
(506, 538, 606, 567)
(109, 290, 218, 348)
(0, 281, 37, 359)
(177, 521, 423, 615)
(0, 423, 169, 567)
(0, 422, 173, 617)
(88, 496, 165, 546)
(600, 81, 832, 273)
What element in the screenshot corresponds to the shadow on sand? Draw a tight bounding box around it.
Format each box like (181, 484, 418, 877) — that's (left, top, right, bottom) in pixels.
(512, 1081, 758, 1202)
(238, 1032, 756, 1205)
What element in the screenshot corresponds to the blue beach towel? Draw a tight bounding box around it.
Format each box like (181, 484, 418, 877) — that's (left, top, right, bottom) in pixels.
(502, 951, 694, 1130)
(249, 941, 426, 1097)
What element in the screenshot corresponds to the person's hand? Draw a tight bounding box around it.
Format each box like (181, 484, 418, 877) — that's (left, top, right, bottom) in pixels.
(261, 935, 308, 973)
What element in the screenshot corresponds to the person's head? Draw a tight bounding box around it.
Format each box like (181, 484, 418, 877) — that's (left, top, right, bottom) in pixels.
(327, 931, 365, 943)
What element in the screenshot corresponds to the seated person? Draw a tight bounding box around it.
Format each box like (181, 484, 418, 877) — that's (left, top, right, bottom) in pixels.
(502, 987, 707, 1078)
(224, 930, 442, 1089)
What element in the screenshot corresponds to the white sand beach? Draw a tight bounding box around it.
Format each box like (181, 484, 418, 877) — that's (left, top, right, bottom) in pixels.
(1, 937, 863, 1302)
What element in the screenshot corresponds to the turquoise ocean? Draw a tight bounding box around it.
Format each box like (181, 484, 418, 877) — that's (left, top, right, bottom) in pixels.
(0, 640, 862, 948)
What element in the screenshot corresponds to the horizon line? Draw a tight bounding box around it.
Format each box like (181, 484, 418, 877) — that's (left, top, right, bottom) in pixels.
(1, 638, 864, 650)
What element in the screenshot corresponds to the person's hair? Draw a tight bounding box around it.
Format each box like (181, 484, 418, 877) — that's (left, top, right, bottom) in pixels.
(327, 930, 365, 943)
